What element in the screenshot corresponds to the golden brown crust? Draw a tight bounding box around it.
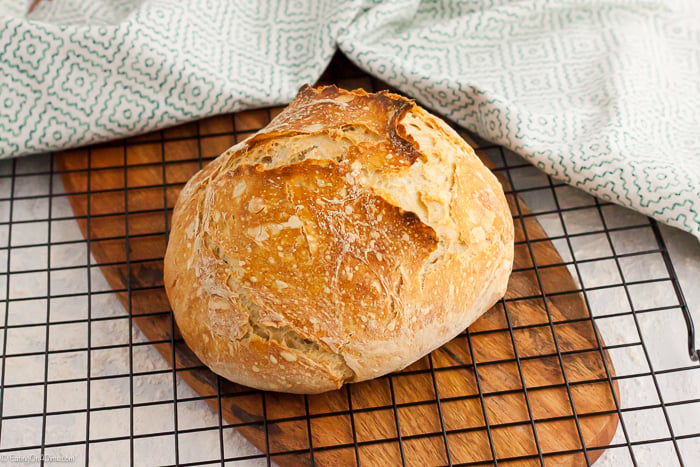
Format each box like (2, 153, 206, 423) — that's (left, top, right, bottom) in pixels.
(163, 86, 514, 393)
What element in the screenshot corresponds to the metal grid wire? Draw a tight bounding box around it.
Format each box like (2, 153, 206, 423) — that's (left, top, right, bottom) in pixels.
(1, 54, 699, 466)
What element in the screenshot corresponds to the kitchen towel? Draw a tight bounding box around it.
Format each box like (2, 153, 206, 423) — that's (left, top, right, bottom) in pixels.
(1, 0, 698, 239)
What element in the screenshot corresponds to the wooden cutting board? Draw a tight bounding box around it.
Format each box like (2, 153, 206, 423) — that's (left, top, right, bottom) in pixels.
(54, 67, 619, 466)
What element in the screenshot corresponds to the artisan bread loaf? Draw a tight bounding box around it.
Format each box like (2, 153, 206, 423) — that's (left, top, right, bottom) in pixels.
(163, 85, 514, 394)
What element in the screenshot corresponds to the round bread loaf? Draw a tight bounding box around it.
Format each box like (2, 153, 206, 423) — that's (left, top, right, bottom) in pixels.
(164, 86, 514, 394)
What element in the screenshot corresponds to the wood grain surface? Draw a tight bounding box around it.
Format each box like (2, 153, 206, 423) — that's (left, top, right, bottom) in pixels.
(54, 69, 620, 466)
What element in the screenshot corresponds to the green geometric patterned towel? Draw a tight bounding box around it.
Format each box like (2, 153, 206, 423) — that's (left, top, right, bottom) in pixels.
(1, 0, 698, 239)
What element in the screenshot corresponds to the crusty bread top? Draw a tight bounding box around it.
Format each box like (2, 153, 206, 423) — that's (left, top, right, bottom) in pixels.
(164, 85, 514, 393)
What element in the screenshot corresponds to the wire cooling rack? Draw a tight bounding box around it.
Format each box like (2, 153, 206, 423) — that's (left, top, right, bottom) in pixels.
(1, 54, 699, 466)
